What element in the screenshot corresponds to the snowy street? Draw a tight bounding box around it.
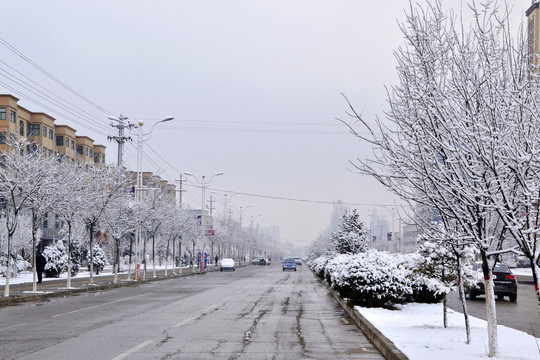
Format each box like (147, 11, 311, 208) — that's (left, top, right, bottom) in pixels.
(0, 264, 383, 359)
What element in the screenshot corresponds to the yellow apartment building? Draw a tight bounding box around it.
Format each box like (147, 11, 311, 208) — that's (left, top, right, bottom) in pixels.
(55, 124, 77, 161)
(0, 94, 176, 205)
(527, 2, 540, 65)
(75, 135, 95, 165)
(93, 144, 106, 168)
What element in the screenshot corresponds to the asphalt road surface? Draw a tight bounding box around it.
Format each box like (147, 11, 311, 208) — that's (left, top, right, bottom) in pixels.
(447, 282, 540, 337)
(0, 264, 383, 360)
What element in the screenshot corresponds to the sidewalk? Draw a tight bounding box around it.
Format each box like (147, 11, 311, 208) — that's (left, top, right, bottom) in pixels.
(0, 265, 219, 307)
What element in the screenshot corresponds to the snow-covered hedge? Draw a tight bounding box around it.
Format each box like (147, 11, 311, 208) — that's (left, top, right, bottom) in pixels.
(309, 249, 449, 308)
(44, 242, 68, 278)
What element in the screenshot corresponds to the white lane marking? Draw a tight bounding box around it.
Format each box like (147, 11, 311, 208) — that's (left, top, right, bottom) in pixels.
(223, 296, 231, 301)
(172, 316, 196, 328)
(111, 340, 153, 360)
(51, 293, 149, 318)
(0, 323, 28, 331)
(204, 304, 217, 312)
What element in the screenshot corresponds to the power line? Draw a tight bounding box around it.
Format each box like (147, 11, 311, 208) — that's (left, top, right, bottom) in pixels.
(206, 186, 399, 207)
(0, 36, 114, 115)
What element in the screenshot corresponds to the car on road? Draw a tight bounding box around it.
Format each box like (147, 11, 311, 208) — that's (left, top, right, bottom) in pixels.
(293, 257, 302, 266)
(252, 257, 268, 265)
(468, 263, 517, 302)
(282, 258, 297, 271)
(220, 258, 235, 272)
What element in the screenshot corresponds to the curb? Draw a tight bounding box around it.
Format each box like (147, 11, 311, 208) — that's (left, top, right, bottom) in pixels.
(309, 266, 409, 360)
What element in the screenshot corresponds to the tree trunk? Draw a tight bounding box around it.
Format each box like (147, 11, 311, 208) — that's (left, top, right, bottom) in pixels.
(481, 254, 498, 357)
(127, 232, 133, 281)
(531, 262, 540, 316)
(3, 235, 12, 297)
(142, 231, 147, 280)
(165, 237, 170, 277)
(113, 238, 120, 284)
(66, 222, 72, 289)
(89, 223, 94, 285)
(32, 216, 37, 293)
(152, 234, 156, 278)
(456, 254, 471, 344)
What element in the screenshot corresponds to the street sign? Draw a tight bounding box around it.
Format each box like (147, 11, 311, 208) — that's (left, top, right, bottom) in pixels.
(205, 229, 215, 236)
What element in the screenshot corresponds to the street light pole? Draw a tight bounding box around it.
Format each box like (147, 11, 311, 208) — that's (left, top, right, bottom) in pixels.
(133, 116, 174, 281)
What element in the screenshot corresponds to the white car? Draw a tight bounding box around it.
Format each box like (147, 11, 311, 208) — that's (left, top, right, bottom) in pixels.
(220, 258, 235, 271)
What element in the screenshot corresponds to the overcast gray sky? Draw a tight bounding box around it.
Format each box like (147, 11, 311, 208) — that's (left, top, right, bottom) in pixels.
(0, 1, 529, 249)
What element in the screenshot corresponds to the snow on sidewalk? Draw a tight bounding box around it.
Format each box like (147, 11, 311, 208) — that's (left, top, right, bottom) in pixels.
(356, 302, 539, 360)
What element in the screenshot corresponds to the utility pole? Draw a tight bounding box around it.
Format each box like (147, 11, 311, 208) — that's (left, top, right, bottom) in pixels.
(176, 173, 186, 207)
(108, 114, 134, 167)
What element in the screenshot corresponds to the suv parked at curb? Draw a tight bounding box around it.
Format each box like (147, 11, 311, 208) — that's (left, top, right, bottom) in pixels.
(468, 263, 517, 302)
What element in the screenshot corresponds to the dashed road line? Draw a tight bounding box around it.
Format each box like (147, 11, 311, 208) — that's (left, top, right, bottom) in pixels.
(111, 340, 153, 360)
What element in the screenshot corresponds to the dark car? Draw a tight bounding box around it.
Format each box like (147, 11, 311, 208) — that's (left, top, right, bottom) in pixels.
(468, 263, 517, 302)
(516, 259, 531, 268)
(282, 258, 297, 271)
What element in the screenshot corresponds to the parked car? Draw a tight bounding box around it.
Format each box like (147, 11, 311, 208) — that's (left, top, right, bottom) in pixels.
(468, 263, 517, 302)
(293, 257, 302, 266)
(516, 259, 531, 268)
(220, 258, 235, 272)
(282, 258, 297, 271)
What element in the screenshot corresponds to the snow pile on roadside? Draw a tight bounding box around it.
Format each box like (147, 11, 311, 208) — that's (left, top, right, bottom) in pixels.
(356, 302, 539, 359)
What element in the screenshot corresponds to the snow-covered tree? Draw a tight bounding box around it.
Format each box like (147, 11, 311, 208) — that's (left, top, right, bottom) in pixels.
(101, 190, 137, 283)
(79, 166, 130, 284)
(55, 160, 87, 287)
(0, 140, 50, 296)
(330, 209, 369, 255)
(339, 1, 540, 356)
(88, 244, 107, 274)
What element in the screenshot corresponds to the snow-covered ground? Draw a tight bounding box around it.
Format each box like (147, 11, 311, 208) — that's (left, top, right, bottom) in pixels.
(357, 302, 539, 360)
(0, 264, 191, 286)
(512, 267, 534, 277)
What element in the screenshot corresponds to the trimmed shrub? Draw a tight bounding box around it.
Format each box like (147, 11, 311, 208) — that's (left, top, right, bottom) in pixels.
(43, 242, 68, 278)
(325, 251, 412, 308)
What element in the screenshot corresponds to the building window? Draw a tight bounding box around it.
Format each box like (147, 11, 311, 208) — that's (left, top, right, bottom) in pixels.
(43, 217, 48, 229)
(76, 145, 83, 155)
(43, 126, 47, 137)
(27, 124, 40, 136)
(9, 133, 17, 144)
(0, 132, 6, 144)
(71, 139, 75, 149)
(0, 108, 6, 120)
(89, 149, 93, 157)
(27, 144, 39, 154)
(94, 154, 99, 163)
(49, 129, 53, 140)
(10, 110, 16, 123)
(56, 135, 64, 147)
(19, 121, 24, 136)
(48, 149, 53, 157)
